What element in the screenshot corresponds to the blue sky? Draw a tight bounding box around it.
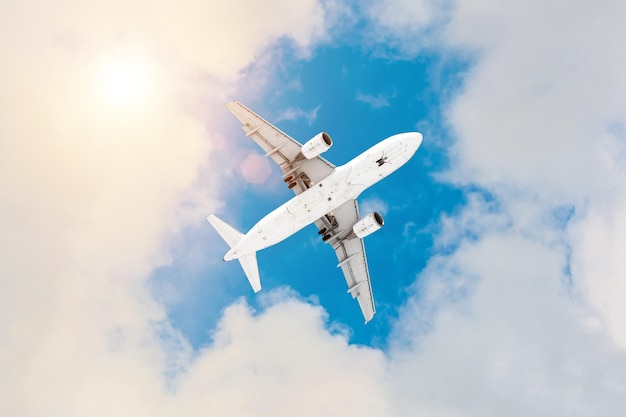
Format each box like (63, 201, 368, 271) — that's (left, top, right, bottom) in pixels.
(3, 1, 626, 416)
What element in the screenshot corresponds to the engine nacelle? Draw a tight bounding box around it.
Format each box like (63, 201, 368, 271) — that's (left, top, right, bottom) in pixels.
(352, 212, 384, 238)
(301, 132, 333, 159)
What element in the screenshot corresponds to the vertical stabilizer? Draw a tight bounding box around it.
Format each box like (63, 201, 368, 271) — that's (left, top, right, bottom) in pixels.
(206, 214, 262, 292)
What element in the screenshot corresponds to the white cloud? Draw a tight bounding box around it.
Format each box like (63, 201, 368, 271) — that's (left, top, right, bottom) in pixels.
(274, 105, 321, 125)
(170, 298, 390, 417)
(438, 0, 626, 350)
(356, 92, 392, 109)
(3, 1, 626, 416)
(389, 229, 626, 417)
(433, 192, 510, 249)
(360, 197, 390, 216)
(368, 0, 626, 414)
(367, 0, 451, 54)
(569, 195, 626, 346)
(0, 0, 328, 415)
(373, 0, 626, 346)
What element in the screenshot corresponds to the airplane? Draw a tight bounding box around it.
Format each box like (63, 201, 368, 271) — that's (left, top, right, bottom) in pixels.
(207, 102, 422, 323)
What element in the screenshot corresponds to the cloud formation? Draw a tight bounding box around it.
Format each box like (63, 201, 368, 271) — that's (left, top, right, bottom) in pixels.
(0, 0, 327, 414)
(372, 0, 626, 343)
(356, 92, 393, 109)
(372, 0, 626, 414)
(441, 0, 626, 348)
(274, 105, 321, 125)
(2, 1, 626, 416)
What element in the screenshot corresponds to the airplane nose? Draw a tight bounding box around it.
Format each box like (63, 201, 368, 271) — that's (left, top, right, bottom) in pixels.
(398, 132, 423, 154)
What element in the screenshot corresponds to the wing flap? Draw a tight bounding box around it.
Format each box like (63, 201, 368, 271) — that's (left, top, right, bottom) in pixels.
(226, 101, 335, 194)
(335, 237, 375, 322)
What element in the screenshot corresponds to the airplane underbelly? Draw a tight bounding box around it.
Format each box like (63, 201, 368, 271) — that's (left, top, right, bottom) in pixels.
(237, 180, 349, 254)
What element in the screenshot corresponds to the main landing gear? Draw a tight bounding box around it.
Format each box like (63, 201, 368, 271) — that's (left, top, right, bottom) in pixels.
(318, 227, 332, 241)
(284, 176, 297, 189)
(318, 214, 338, 242)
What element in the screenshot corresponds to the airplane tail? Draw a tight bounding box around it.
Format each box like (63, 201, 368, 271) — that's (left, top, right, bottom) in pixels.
(206, 214, 261, 293)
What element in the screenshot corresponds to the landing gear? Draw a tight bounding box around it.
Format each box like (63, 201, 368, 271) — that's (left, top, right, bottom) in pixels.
(376, 150, 391, 166)
(317, 228, 327, 235)
(283, 176, 294, 183)
(288, 182, 297, 189)
(322, 234, 331, 241)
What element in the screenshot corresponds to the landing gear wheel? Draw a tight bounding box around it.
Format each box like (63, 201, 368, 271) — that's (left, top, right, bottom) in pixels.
(317, 228, 327, 235)
(322, 234, 331, 241)
(288, 182, 297, 189)
(284, 176, 294, 183)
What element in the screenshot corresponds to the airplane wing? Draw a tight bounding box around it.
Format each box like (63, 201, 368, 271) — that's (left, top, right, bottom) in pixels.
(226, 101, 335, 195)
(314, 199, 376, 323)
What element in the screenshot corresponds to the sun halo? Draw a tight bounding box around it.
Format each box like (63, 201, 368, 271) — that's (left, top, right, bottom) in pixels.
(95, 53, 156, 110)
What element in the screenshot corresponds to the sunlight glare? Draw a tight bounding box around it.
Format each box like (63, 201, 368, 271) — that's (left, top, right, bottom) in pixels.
(97, 53, 154, 109)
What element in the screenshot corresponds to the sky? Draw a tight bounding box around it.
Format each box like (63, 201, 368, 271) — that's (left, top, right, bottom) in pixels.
(2, 1, 626, 416)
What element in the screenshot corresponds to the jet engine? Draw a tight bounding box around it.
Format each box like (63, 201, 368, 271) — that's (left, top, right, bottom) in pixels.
(301, 132, 333, 159)
(352, 212, 384, 238)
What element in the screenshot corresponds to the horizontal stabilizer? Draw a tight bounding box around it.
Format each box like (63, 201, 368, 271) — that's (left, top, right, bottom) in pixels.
(238, 252, 261, 292)
(207, 214, 243, 248)
(206, 214, 262, 292)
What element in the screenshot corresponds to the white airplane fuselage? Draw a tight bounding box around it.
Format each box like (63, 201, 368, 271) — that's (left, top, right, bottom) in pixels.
(224, 132, 422, 261)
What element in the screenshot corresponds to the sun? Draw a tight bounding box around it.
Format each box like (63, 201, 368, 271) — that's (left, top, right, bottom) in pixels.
(96, 52, 155, 109)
